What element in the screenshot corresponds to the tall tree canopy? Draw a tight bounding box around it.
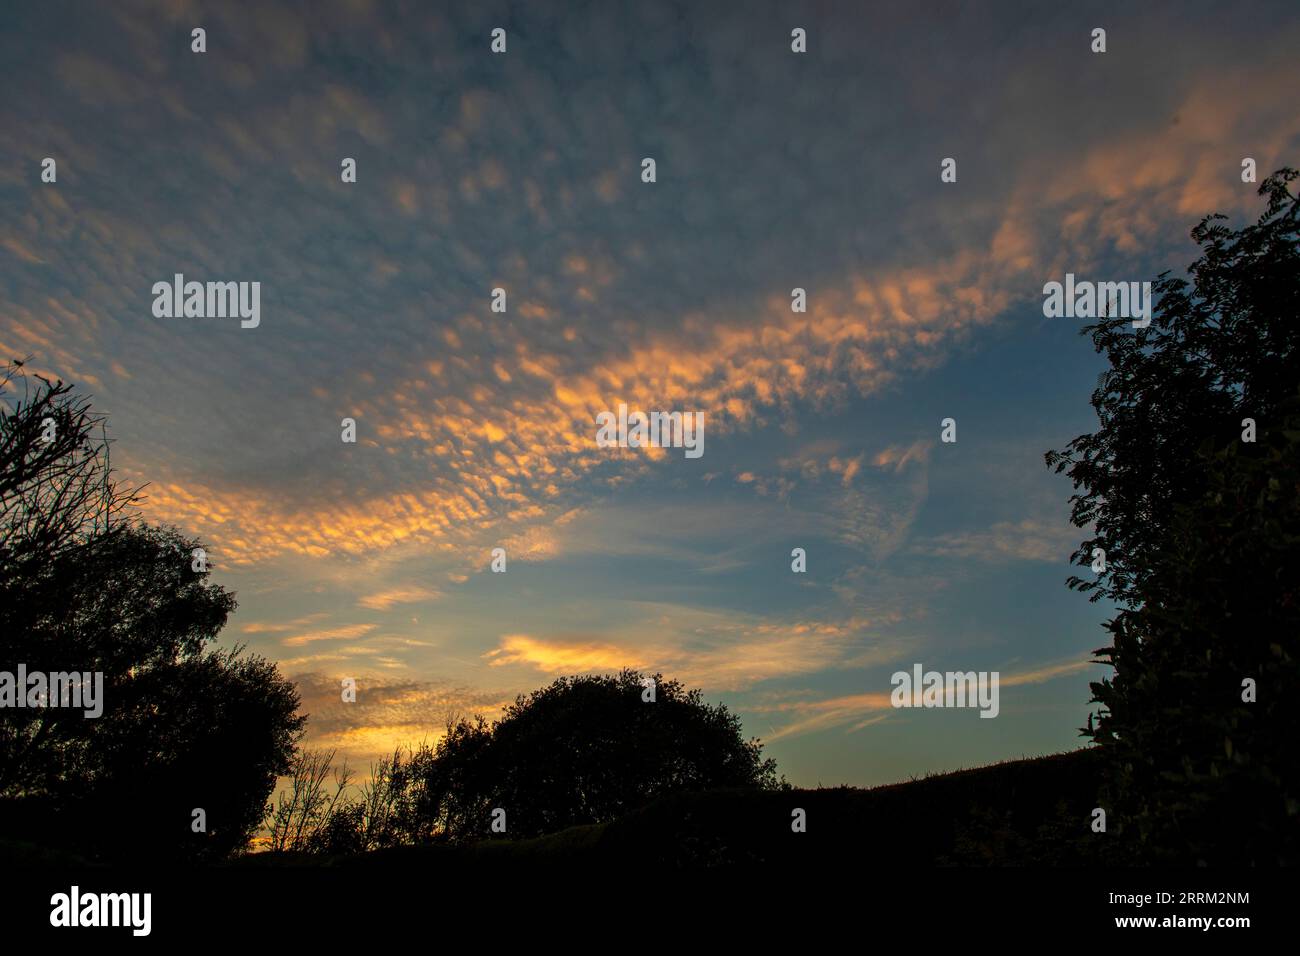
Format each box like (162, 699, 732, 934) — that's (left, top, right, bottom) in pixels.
(1047, 169, 1300, 863)
(0, 363, 304, 862)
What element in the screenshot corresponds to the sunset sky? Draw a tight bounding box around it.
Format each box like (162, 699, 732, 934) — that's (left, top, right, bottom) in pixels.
(3, 0, 1298, 788)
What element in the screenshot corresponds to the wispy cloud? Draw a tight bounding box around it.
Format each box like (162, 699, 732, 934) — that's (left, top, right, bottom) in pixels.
(757, 657, 1099, 740)
(287, 672, 512, 766)
(282, 623, 378, 648)
(912, 518, 1080, 564)
(485, 634, 646, 674)
(482, 608, 914, 693)
(357, 586, 443, 611)
(240, 613, 328, 635)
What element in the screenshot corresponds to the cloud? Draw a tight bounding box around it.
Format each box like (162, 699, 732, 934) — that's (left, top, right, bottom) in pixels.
(756, 656, 1099, 740)
(872, 441, 931, 474)
(357, 586, 442, 611)
(482, 609, 913, 692)
(485, 634, 646, 674)
(240, 613, 328, 634)
(287, 672, 511, 765)
(912, 518, 1079, 564)
(282, 623, 378, 648)
(11, 42, 1293, 575)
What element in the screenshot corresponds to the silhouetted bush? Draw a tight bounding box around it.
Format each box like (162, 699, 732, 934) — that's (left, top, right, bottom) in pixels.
(278, 670, 784, 851)
(420, 670, 783, 842)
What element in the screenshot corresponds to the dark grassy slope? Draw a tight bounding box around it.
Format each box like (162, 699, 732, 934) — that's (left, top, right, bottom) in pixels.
(244, 747, 1105, 869)
(0, 748, 1102, 867)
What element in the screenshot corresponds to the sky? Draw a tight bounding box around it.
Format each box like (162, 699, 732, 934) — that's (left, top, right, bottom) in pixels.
(2, 0, 1299, 789)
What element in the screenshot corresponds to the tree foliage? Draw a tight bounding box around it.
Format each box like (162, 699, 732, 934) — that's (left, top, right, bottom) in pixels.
(419, 670, 783, 842)
(274, 670, 783, 852)
(0, 360, 140, 580)
(1047, 169, 1300, 862)
(0, 364, 304, 862)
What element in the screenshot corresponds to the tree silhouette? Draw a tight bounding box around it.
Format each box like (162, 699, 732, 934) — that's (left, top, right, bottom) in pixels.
(1047, 169, 1300, 863)
(0, 364, 304, 862)
(0, 361, 140, 577)
(408, 669, 782, 843)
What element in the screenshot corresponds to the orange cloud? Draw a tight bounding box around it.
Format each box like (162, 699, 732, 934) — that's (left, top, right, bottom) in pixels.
(282, 623, 378, 648)
(485, 634, 647, 674)
(357, 586, 442, 611)
(481, 611, 905, 692)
